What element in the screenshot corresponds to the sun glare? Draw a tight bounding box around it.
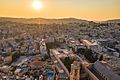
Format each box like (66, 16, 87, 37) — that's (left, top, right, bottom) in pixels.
(32, 0, 42, 10)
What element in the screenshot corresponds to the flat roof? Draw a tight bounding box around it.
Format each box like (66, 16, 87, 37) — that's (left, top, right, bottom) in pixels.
(93, 61, 120, 80)
(83, 40, 98, 46)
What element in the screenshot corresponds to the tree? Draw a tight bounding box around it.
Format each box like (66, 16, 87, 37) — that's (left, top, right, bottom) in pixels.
(61, 57, 76, 72)
(99, 55, 103, 61)
(77, 48, 98, 63)
(12, 51, 21, 61)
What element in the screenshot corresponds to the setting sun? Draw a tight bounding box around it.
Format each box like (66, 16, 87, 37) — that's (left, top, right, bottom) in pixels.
(0, 0, 119, 20)
(32, 0, 42, 11)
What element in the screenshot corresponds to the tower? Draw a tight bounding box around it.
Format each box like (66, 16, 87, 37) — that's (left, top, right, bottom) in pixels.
(34, 42, 40, 54)
(70, 61, 80, 80)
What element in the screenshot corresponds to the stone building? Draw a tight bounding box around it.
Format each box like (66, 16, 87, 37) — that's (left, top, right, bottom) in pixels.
(70, 61, 80, 80)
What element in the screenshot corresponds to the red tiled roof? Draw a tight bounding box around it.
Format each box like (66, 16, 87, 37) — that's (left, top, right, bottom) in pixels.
(30, 61, 46, 67)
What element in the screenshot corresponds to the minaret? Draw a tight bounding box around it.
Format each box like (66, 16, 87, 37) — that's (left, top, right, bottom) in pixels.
(70, 61, 80, 80)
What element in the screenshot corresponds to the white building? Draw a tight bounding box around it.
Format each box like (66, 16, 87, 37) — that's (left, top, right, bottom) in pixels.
(82, 39, 102, 52)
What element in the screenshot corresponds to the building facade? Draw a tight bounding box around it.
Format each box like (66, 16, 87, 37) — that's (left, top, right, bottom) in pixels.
(70, 61, 80, 80)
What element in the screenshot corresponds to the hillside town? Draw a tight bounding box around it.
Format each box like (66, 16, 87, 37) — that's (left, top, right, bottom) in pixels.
(0, 18, 120, 80)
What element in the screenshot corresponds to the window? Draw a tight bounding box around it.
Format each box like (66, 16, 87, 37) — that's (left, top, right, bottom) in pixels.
(105, 77, 108, 80)
(74, 69, 78, 76)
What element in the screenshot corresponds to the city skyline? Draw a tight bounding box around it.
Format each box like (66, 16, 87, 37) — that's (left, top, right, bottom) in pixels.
(0, 1, 120, 79)
(0, 0, 120, 21)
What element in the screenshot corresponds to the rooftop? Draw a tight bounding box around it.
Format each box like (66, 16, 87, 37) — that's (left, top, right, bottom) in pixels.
(93, 61, 120, 80)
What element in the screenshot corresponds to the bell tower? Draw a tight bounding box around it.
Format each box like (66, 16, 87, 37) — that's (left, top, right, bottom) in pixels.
(70, 61, 80, 80)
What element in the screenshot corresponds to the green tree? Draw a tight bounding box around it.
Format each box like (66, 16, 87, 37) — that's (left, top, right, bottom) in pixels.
(61, 57, 76, 72)
(12, 51, 21, 61)
(99, 55, 103, 61)
(77, 48, 98, 63)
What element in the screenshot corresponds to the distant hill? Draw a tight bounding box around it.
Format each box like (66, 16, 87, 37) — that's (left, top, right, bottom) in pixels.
(0, 17, 89, 24)
(104, 19, 120, 23)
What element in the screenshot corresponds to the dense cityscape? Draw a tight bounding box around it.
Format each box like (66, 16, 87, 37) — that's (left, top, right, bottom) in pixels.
(0, 18, 120, 80)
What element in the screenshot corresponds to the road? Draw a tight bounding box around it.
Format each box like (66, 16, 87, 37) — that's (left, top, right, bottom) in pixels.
(75, 54, 99, 80)
(50, 49, 69, 79)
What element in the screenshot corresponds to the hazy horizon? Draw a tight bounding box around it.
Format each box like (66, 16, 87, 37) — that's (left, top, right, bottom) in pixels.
(0, 0, 120, 21)
(1, 16, 120, 22)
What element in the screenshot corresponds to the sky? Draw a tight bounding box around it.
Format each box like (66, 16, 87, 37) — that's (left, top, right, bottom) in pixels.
(0, 0, 120, 21)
